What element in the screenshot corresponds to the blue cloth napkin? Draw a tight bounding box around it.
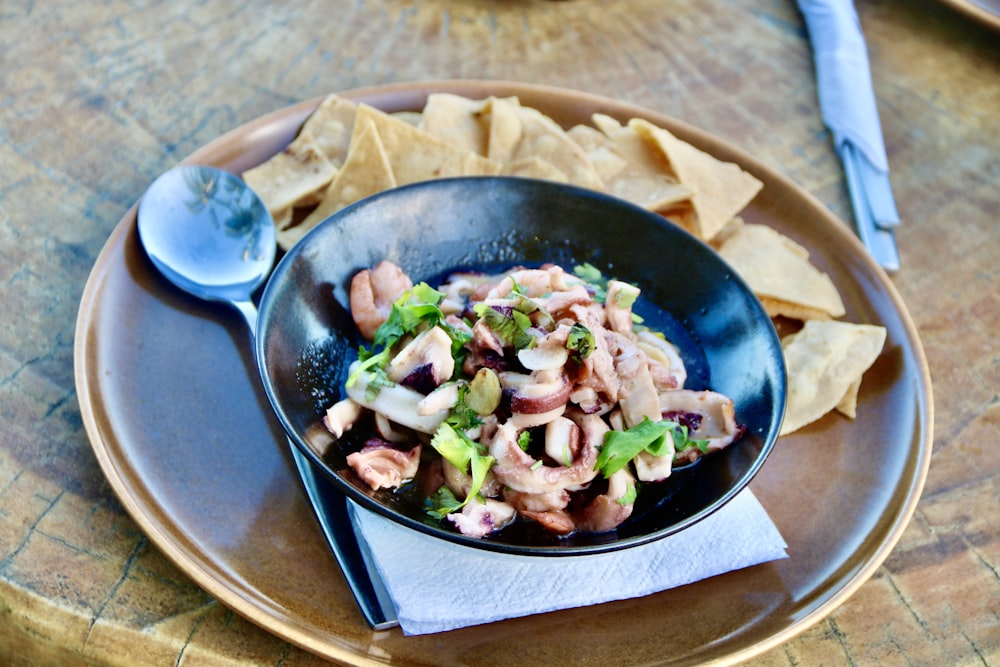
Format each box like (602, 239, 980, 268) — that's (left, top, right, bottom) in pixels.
(348, 489, 787, 636)
(797, 0, 887, 171)
(797, 0, 900, 270)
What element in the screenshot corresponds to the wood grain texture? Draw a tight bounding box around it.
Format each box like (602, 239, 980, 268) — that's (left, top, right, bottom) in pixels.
(1, 0, 998, 664)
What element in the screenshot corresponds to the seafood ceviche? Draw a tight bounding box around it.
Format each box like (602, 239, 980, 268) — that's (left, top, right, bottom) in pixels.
(322, 260, 745, 538)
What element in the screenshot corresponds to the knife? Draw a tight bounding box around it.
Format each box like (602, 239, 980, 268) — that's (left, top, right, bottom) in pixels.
(798, 0, 901, 272)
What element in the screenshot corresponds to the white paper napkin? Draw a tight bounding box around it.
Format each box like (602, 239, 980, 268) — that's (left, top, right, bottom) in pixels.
(348, 489, 786, 636)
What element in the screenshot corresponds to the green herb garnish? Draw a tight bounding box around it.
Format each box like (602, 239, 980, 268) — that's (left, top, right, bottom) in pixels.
(566, 322, 595, 361)
(595, 417, 708, 477)
(517, 429, 532, 451)
(428, 422, 494, 514)
(425, 485, 464, 519)
(473, 302, 535, 349)
(346, 282, 446, 388)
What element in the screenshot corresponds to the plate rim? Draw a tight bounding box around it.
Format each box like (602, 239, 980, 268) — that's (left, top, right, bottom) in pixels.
(936, 0, 1000, 31)
(73, 79, 934, 665)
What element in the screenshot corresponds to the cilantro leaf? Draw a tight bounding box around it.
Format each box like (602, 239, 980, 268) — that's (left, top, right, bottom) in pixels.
(429, 422, 494, 513)
(573, 263, 608, 303)
(441, 319, 473, 368)
(566, 322, 595, 361)
(617, 482, 638, 506)
(673, 430, 711, 458)
(473, 303, 535, 349)
(509, 292, 555, 331)
(362, 364, 394, 402)
(347, 282, 446, 388)
(425, 485, 464, 519)
(596, 418, 672, 477)
(372, 282, 445, 351)
(445, 383, 482, 432)
(595, 417, 709, 477)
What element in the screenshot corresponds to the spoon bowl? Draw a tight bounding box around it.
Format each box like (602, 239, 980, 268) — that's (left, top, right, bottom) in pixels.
(137, 165, 276, 331)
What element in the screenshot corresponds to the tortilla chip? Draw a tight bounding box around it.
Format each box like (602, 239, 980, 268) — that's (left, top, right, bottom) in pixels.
(500, 156, 569, 182)
(658, 201, 700, 237)
(241, 141, 337, 214)
(708, 215, 745, 248)
(278, 121, 398, 250)
(297, 94, 359, 167)
(760, 296, 833, 322)
(835, 377, 862, 418)
(352, 104, 501, 185)
(567, 124, 630, 180)
(718, 223, 845, 319)
(487, 96, 524, 163)
(780, 320, 886, 435)
(271, 206, 293, 231)
(487, 97, 604, 190)
(391, 111, 422, 126)
(419, 93, 496, 156)
(569, 122, 692, 211)
(629, 118, 762, 241)
(591, 114, 670, 173)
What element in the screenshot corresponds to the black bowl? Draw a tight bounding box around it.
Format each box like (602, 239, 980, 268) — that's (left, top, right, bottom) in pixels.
(256, 176, 785, 555)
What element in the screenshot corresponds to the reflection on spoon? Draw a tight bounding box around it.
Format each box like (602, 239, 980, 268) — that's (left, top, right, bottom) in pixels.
(137, 165, 275, 332)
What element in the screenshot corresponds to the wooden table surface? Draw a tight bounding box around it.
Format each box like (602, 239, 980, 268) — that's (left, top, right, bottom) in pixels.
(2, 0, 998, 665)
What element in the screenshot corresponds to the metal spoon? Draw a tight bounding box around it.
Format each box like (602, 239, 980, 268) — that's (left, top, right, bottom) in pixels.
(136, 164, 398, 630)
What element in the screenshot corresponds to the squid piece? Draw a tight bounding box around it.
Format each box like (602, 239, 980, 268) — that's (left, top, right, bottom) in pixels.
(346, 440, 422, 490)
(636, 330, 687, 391)
(574, 468, 637, 533)
(345, 361, 450, 434)
(322, 397, 363, 438)
(488, 412, 603, 495)
(387, 326, 455, 392)
(612, 333, 661, 428)
(659, 389, 745, 464)
(447, 499, 516, 538)
(604, 280, 639, 333)
(499, 368, 573, 415)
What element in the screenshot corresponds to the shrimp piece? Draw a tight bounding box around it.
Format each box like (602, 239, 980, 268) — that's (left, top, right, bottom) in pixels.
(349, 260, 413, 340)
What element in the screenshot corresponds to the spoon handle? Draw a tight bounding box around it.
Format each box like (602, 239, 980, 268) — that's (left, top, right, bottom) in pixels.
(289, 446, 399, 630)
(232, 300, 261, 338)
(237, 299, 399, 629)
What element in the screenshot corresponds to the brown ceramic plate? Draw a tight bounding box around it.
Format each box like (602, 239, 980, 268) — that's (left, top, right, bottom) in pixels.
(74, 81, 933, 666)
(937, 0, 1000, 30)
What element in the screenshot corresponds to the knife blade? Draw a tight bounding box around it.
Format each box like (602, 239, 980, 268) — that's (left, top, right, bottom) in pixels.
(841, 142, 900, 271)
